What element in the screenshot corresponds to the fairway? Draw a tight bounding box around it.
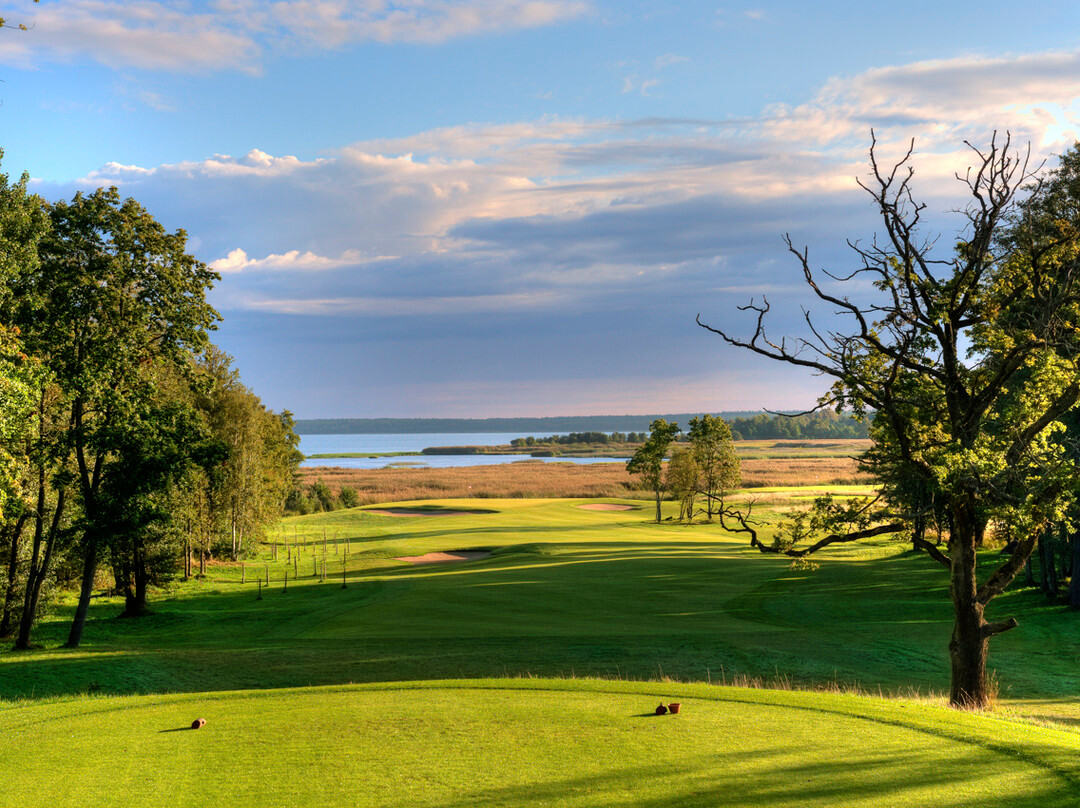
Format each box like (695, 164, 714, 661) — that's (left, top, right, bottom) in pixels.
(4, 497, 1080, 806)
(3, 679, 1080, 808)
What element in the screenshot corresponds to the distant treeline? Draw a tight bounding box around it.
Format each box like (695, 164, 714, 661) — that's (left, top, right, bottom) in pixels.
(295, 413, 765, 435)
(510, 432, 648, 446)
(506, 413, 868, 444)
(726, 411, 868, 440)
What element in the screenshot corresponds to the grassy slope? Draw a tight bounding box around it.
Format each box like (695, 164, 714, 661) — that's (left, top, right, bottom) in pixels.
(2, 496, 1077, 721)
(3, 679, 1080, 807)
(4, 496, 1080, 805)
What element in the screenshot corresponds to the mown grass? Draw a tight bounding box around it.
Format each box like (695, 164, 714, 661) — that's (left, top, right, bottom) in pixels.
(3, 679, 1080, 807)
(3, 496, 1077, 721)
(4, 494, 1080, 805)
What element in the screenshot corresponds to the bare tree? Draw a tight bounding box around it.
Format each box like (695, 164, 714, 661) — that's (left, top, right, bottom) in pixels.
(698, 134, 1080, 708)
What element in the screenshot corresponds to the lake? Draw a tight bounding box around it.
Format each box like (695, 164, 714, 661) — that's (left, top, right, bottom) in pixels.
(299, 433, 630, 469)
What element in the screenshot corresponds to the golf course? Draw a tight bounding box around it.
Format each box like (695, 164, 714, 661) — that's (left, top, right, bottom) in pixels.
(3, 494, 1080, 806)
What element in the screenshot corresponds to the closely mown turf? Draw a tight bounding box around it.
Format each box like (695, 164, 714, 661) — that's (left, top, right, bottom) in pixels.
(3, 496, 1078, 725)
(3, 678, 1080, 807)
(5, 495, 1080, 805)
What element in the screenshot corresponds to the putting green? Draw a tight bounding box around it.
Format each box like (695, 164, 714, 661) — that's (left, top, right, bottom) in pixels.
(2, 679, 1078, 807)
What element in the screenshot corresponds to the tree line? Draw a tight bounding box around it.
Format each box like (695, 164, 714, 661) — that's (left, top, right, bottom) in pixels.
(0, 162, 301, 650)
(510, 432, 649, 447)
(726, 410, 868, 440)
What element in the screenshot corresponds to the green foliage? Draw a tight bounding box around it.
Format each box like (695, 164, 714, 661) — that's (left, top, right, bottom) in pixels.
(338, 486, 360, 509)
(687, 414, 740, 517)
(664, 446, 699, 521)
(626, 419, 680, 521)
(726, 410, 869, 440)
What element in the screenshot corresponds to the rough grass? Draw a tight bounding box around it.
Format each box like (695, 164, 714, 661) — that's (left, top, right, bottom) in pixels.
(3, 679, 1080, 807)
(298, 454, 869, 504)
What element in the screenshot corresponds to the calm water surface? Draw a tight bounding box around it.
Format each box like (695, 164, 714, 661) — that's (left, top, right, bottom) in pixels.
(299, 433, 629, 469)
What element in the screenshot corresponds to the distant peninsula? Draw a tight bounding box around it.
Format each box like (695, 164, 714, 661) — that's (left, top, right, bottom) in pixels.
(292, 414, 765, 434)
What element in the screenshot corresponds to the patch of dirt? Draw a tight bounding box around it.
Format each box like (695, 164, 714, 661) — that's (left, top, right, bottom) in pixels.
(577, 503, 634, 511)
(395, 551, 492, 564)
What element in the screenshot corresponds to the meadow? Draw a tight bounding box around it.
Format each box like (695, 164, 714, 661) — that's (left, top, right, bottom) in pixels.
(3, 487, 1079, 806)
(298, 439, 871, 505)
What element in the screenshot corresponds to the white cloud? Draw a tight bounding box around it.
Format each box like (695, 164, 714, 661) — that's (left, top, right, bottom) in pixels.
(38, 46, 1080, 325)
(0, 0, 590, 72)
(0, 1, 261, 73)
(654, 53, 688, 70)
(210, 247, 388, 273)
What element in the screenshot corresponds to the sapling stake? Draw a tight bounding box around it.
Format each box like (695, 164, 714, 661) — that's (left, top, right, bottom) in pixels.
(283, 570, 288, 593)
(341, 554, 347, 589)
(256, 578, 262, 600)
(241, 562, 245, 584)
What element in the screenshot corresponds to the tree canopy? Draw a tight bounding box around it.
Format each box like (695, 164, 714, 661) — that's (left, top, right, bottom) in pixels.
(699, 135, 1080, 708)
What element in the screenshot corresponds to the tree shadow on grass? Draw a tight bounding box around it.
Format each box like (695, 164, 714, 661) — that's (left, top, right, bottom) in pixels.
(435, 748, 1077, 808)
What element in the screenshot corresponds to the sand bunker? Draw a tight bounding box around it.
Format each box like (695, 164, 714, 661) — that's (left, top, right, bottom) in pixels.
(395, 551, 492, 564)
(577, 503, 635, 511)
(367, 508, 491, 517)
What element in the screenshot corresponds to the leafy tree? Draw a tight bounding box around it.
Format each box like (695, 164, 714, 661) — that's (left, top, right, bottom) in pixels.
(11, 186, 220, 647)
(338, 486, 360, 509)
(102, 398, 224, 616)
(192, 347, 301, 560)
(309, 479, 336, 513)
(699, 135, 1080, 708)
(687, 414, 740, 519)
(626, 419, 680, 522)
(665, 447, 699, 521)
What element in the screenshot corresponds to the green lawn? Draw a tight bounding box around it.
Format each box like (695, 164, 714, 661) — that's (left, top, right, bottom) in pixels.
(2, 496, 1080, 805)
(3, 679, 1080, 807)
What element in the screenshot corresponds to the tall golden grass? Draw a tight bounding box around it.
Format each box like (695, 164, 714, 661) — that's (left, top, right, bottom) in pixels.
(298, 456, 869, 504)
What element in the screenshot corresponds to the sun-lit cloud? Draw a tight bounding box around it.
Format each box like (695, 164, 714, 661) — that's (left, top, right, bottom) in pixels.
(34, 45, 1080, 350)
(0, 0, 590, 72)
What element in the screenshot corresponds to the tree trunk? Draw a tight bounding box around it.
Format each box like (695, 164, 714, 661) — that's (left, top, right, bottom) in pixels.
(1070, 529, 1080, 610)
(1038, 532, 1050, 594)
(947, 504, 991, 708)
(911, 513, 926, 553)
(1044, 530, 1059, 600)
(654, 488, 662, 523)
(65, 535, 98, 648)
(16, 488, 66, 651)
(0, 515, 29, 637)
(127, 540, 150, 616)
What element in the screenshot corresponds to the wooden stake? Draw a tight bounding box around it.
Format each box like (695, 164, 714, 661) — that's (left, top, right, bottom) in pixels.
(341, 554, 347, 589)
(257, 578, 262, 600)
(283, 570, 288, 593)
(241, 561, 245, 584)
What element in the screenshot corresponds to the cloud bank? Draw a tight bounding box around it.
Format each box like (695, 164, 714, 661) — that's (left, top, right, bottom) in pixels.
(29, 46, 1080, 415)
(0, 0, 590, 72)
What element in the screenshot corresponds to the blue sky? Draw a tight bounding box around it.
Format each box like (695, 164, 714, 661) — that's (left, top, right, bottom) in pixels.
(3, 0, 1080, 417)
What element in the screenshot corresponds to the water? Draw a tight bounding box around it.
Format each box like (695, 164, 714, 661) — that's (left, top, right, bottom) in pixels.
(299, 433, 630, 469)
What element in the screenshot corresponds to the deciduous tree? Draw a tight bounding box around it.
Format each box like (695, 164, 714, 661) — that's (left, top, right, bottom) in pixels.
(626, 419, 680, 523)
(687, 414, 740, 520)
(699, 135, 1080, 708)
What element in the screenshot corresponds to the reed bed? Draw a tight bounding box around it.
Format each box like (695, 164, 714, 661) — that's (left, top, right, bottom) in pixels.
(297, 456, 869, 504)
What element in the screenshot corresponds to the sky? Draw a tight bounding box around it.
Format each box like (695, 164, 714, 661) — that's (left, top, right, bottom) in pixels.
(2, 1, 1080, 418)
